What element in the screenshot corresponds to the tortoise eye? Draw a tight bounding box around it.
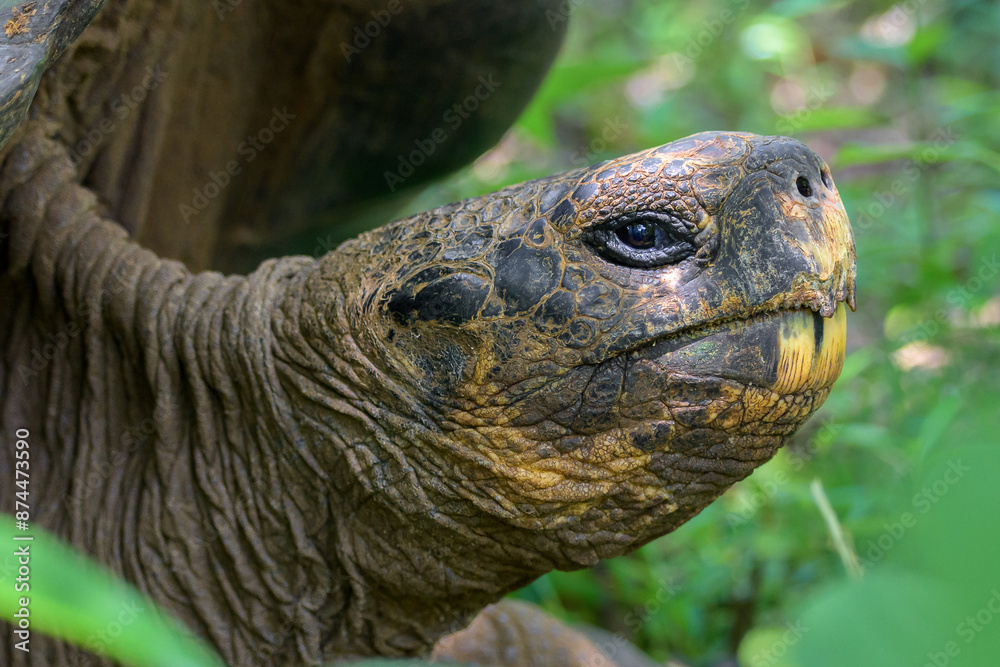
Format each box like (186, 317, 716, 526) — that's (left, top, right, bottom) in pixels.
(588, 212, 697, 269)
(616, 221, 657, 249)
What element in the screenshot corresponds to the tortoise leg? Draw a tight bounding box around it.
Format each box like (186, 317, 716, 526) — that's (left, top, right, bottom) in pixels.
(431, 600, 660, 667)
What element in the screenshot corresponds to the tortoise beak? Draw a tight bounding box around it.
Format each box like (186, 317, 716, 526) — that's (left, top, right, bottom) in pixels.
(645, 303, 847, 395)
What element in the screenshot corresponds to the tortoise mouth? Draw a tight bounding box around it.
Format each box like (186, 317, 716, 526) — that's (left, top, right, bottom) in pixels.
(642, 303, 847, 395)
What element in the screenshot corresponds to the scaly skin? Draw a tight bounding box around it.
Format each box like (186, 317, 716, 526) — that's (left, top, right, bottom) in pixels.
(0, 129, 854, 665)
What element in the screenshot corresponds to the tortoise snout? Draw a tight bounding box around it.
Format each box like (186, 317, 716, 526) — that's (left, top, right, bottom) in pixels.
(744, 136, 838, 204)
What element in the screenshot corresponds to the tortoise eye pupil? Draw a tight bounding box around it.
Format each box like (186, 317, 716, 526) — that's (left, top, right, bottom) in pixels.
(616, 222, 657, 249)
(796, 176, 813, 197)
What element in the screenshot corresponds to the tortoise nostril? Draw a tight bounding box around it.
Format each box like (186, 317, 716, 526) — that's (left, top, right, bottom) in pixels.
(795, 175, 813, 197)
(821, 168, 833, 190)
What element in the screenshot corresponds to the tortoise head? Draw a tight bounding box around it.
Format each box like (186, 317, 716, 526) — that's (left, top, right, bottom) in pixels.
(332, 131, 855, 566)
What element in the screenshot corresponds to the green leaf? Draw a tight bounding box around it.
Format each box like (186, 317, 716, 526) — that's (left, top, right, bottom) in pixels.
(906, 23, 948, 66)
(915, 391, 963, 459)
(791, 569, 960, 667)
(516, 59, 648, 144)
(775, 106, 886, 134)
(0, 514, 223, 667)
(739, 624, 804, 667)
(837, 349, 878, 384)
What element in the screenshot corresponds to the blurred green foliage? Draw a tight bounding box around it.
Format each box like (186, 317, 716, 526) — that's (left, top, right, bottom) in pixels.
(0, 513, 223, 666)
(402, 1, 1000, 665)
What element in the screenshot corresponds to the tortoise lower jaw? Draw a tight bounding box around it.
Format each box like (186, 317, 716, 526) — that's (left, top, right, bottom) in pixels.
(645, 302, 848, 396)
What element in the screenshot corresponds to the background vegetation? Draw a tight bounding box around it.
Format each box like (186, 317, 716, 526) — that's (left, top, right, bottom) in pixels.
(403, 1, 1000, 665)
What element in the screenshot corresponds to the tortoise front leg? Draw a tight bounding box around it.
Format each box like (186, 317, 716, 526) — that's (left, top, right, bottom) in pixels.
(432, 599, 664, 667)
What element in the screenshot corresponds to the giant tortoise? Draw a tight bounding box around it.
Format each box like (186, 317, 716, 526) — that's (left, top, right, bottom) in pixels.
(0, 1, 856, 665)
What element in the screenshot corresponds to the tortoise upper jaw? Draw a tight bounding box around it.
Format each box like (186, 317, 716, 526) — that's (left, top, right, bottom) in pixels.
(754, 265, 856, 319)
(768, 179, 857, 316)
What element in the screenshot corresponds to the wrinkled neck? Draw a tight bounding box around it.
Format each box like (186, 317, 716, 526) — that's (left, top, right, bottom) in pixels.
(293, 248, 554, 657)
